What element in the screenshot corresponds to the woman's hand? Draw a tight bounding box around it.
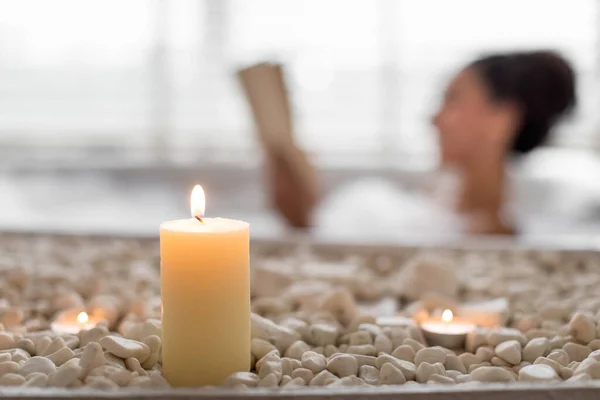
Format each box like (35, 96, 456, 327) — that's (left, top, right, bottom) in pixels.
(265, 146, 320, 228)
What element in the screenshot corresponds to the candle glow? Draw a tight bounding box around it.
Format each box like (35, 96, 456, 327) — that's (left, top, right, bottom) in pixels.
(77, 312, 89, 324)
(442, 309, 453, 323)
(190, 185, 206, 218)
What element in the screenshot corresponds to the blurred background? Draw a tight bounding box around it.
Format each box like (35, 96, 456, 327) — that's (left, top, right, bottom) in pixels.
(1, 0, 600, 243)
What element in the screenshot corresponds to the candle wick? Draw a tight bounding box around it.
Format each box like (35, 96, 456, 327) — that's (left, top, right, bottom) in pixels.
(195, 216, 204, 225)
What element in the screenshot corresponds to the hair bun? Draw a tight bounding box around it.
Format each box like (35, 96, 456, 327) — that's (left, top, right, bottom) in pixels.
(471, 51, 576, 154)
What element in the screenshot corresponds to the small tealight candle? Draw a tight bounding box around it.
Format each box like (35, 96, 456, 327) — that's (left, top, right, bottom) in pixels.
(51, 311, 99, 334)
(420, 309, 475, 349)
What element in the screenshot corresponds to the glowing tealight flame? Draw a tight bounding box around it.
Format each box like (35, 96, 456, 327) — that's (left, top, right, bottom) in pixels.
(190, 185, 206, 218)
(442, 309, 453, 323)
(77, 312, 89, 324)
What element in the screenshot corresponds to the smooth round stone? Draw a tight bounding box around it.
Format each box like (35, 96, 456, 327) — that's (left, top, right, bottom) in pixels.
(471, 366, 516, 383)
(0, 332, 15, 351)
(19, 356, 57, 376)
(380, 362, 406, 385)
(326, 354, 358, 377)
(414, 348, 446, 366)
(563, 343, 591, 362)
(392, 345, 416, 362)
(99, 336, 150, 362)
(523, 338, 549, 363)
(518, 364, 559, 382)
(568, 313, 596, 344)
(495, 340, 522, 365)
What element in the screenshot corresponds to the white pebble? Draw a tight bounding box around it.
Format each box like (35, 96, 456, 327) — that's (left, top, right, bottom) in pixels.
(281, 357, 301, 376)
(415, 362, 445, 383)
(0, 332, 15, 351)
(429, 373, 455, 384)
(47, 347, 75, 366)
(567, 373, 591, 383)
(560, 366, 574, 380)
(291, 368, 314, 384)
(392, 345, 415, 362)
(79, 326, 109, 347)
(471, 366, 516, 382)
(19, 356, 56, 376)
(354, 355, 378, 368)
(534, 357, 562, 374)
(518, 364, 559, 382)
(349, 331, 372, 346)
(10, 349, 30, 363)
(251, 338, 277, 360)
(491, 357, 511, 367)
(128, 376, 153, 387)
(301, 351, 326, 374)
(280, 375, 292, 386)
(109, 369, 137, 386)
(0, 309, 24, 329)
(126, 357, 147, 376)
(255, 350, 279, 371)
(328, 375, 365, 387)
(374, 334, 393, 354)
(88, 365, 123, 379)
(0, 361, 20, 377)
(282, 376, 305, 389)
(547, 350, 569, 367)
(380, 362, 406, 385)
(475, 346, 495, 362)
(568, 312, 596, 344)
(24, 372, 49, 387)
(85, 376, 119, 389)
(49, 361, 82, 387)
(257, 372, 279, 388)
(34, 336, 52, 356)
(324, 345, 338, 358)
(487, 328, 527, 347)
(523, 337, 549, 363)
(465, 329, 488, 353)
(445, 354, 467, 374)
(99, 336, 150, 363)
(284, 341, 310, 360)
(41, 337, 66, 357)
(458, 353, 481, 369)
(327, 354, 358, 377)
(403, 338, 425, 352)
(310, 324, 338, 346)
(0, 373, 26, 386)
(564, 343, 591, 362)
(251, 313, 301, 352)
(359, 365, 379, 385)
(376, 355, 416, 381)
(17, 338, 36, 356)
(79, 342, 105, 374)
(414, 348, 446, 366)
(346, 344, 377, 356)
(309, 370, 338, 386)
(495, 340, 522, 365)
(0, 353, 10, 363)
(223, 372, 260, 388)
(105, 352, 126, 369)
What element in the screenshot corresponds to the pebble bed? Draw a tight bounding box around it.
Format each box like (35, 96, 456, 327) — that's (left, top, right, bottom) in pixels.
(1, 233, 600, 391)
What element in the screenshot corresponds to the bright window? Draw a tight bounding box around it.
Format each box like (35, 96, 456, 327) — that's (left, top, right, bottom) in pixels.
(0, 0, 597, 163)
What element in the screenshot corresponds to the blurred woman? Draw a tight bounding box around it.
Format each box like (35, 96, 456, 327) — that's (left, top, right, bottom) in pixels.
(269, 51, 576, 235)
(433, 51, 576, 234)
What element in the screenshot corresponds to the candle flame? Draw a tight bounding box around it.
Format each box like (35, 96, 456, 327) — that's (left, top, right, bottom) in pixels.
(190, 185, 206, 218)
(442, 309, 453, 323)
(77, 312, 89, 324)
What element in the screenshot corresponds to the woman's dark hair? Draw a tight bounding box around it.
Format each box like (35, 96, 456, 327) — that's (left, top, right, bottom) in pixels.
(469, 51, 576, 154)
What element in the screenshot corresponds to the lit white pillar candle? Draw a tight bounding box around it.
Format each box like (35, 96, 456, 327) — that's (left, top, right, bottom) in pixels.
(160, 185, 251, 387)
